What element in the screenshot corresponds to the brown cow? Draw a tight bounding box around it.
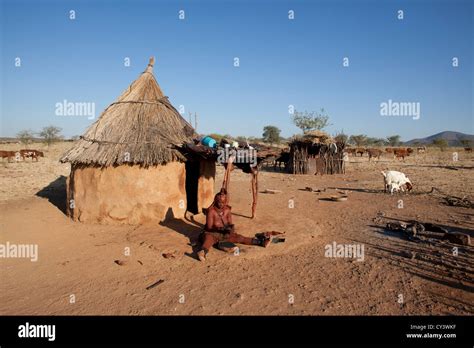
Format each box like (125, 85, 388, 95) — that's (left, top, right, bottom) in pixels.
(20, 149, 44, 161)
(355, 148, 366, 157)
(465, 147, 473, 153)
(367, 148, 383, 161)
(345, 148, 357, 156)
(0, 150, 18, 162)
(393, 148, 410, 160)
(385, 147, 394, 153)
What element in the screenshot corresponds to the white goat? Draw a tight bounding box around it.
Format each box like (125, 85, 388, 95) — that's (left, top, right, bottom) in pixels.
(381, 170, 413, 194)
(387, 182, 403, 194)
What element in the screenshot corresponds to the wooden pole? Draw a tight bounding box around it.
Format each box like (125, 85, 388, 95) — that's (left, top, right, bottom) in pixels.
(222, 155, 234, 205)
(251, 169, 258, 218)
(194, 112, 197, 132)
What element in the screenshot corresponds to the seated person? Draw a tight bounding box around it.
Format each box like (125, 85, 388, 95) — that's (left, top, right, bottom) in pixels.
(197, 189, 269, 261)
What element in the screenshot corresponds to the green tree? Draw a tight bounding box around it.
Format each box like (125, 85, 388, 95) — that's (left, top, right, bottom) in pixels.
(366, 137, 376, 146)
(375, 138, 387, 146)
(235, 136, 248, 143)
(247, 136, 261, 143)
(433, 138, 448, 151)
(386, 135, 402, 147)
(39, 126, 63, 147)
(16, 130, 35, 148)
(292, 109, 330, 133)
(262, 125, 281, 144)
(334, 131, 348, 144)
(366, 137, 386, 147)
(460, 139, 472, 147)
(349, 134, 368, 147)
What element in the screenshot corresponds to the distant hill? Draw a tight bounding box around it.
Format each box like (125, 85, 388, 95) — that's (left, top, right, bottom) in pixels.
(405, 131, 474, 147)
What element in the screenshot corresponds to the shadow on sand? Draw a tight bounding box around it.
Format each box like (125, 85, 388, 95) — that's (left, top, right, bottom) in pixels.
(160, 208, 204, 260)
(36, 175, 67, 215)
(328, 186, 382, 194)
(404, 164, 474, 171)
(231, 211, 253, 219)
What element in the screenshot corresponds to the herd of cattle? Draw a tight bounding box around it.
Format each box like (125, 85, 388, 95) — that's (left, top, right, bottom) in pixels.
(0, 149, 44, 162)
(345, 146, 418, 161)
(266, 145, 473, 171)
(346, 145, 472, 161)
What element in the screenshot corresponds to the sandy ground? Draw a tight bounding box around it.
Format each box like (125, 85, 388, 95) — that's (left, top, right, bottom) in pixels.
(0, 142, 473, 315)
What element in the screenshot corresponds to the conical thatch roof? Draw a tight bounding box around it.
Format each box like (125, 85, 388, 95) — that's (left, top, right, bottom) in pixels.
(60, 57, 195, 167)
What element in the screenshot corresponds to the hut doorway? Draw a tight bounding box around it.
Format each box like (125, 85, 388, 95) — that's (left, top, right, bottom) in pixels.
(185, 161, 199, 214)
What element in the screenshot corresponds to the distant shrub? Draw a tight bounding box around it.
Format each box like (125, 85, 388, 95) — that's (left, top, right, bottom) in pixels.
(432, 138, 448, 151)
(39, 126, 63, 147)
(16, 130, 35, 148)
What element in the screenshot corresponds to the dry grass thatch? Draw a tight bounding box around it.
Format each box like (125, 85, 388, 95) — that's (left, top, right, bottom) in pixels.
(291, 130, 333, 145)
(303, 130, 329, 138)
(60, 57, 195, 167)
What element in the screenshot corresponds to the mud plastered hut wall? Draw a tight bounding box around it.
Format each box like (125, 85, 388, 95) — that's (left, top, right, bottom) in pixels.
(288, 130, 345, 175)
(60, 58, 215, 224)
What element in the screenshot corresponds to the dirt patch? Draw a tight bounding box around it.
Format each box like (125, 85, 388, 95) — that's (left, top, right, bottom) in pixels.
(0, 143, 473, 314)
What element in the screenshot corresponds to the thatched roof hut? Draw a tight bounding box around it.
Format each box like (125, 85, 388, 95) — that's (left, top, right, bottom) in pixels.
(61, 58, 215, 224)
(300, 130, 333, 144)
(288, 130, 345, 175)
(61, 57, 194, 166)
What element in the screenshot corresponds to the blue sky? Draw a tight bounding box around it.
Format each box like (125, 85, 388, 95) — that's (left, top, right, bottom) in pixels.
(1, 0, 472, 140)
